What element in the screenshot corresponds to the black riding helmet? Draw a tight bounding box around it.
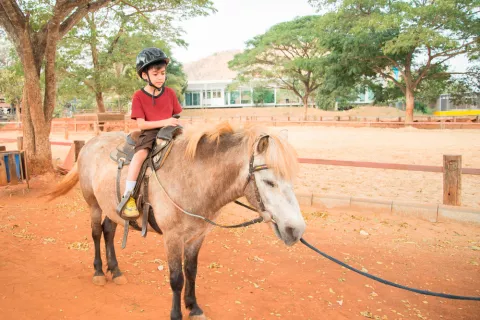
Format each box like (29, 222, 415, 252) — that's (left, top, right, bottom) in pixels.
(136, 48, 170, 103)
(136, 47, 170, 78)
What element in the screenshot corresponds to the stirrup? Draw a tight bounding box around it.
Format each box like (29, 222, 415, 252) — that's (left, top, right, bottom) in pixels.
(116, 191, 139, 220)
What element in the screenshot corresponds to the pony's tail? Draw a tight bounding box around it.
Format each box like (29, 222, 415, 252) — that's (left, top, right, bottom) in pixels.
(45, 163, 79, 201)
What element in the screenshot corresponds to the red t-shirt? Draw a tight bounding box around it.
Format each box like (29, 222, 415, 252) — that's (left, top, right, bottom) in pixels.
(130, 87, 182, 121)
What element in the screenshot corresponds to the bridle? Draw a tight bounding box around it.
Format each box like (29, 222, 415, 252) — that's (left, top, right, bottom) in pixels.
(243, 135, 270, 212)
(152, 135, 271, 228)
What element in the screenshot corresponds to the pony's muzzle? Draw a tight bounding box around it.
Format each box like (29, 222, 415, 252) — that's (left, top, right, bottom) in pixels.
(272, 219, 305, 246)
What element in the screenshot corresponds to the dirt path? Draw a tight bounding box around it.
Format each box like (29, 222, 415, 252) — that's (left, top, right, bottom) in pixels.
(0, 180, 479, 319)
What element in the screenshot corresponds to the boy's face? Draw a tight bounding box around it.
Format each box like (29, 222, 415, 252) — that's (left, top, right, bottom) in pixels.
(142, 66, 166, 88)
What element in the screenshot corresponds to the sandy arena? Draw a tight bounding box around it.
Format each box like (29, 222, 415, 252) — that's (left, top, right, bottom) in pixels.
(0, 112, 479, 319)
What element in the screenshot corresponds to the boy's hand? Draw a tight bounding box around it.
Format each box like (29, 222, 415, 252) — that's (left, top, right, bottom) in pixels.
(163, 117, 180, 127)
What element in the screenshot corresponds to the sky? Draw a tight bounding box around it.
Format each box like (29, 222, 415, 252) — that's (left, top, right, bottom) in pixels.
(171, 0, 470, 72)
(171, 0, 318, 63)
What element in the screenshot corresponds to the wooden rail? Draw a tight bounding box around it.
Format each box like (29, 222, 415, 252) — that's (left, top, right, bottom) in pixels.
(298, 158, 480, 175)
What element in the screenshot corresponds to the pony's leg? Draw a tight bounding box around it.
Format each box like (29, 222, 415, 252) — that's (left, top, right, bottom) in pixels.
(184, 236, 206, 319)
(102, 216, 127, 285)
(165, 234, 184, 320)
(91, 205, 106, 286)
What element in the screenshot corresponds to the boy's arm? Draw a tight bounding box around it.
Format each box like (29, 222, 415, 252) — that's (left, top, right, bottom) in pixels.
(136, 117, 179, 130)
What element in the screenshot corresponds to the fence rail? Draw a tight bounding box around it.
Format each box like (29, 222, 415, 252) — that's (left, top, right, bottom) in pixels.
(298, 158, 480, 175)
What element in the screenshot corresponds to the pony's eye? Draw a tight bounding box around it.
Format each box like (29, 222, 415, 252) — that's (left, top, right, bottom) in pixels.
(264, 180, 277, 188)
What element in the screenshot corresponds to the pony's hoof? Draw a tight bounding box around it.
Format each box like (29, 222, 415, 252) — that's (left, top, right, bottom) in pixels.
(113, 275, 128, 285)
(189, 314, 207, 320)
(92, 276, 107, 286)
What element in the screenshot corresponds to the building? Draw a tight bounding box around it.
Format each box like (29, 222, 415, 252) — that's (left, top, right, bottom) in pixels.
(434, 92, 480, 116)
(182, 50, 303, 109)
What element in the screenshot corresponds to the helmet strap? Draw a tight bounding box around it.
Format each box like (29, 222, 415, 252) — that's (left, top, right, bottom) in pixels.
(146, 72, 165, 106)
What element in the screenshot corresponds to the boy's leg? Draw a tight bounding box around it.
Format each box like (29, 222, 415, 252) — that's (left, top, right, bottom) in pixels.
(117, 149, 149, 217)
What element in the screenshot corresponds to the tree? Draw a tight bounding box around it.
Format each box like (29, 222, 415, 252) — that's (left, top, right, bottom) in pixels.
(310, 0, 480, 122)
(57, 3, 188, 113)
(0, 0, 214, 174)
(229, 15, 327, 119)
(0, 36, 22, 120)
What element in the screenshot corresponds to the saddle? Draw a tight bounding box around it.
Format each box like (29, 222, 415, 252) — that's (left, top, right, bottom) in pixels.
(110, 125, 183, 248)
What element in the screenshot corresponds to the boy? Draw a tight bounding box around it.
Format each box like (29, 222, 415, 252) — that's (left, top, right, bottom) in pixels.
(117, 47, 182, 218)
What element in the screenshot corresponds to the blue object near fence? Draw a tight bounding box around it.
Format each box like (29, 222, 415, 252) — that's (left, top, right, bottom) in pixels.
(2, 153, 22, 182)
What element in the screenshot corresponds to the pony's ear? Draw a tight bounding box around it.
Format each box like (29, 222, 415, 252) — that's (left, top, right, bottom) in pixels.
(257, 136, 269, 154)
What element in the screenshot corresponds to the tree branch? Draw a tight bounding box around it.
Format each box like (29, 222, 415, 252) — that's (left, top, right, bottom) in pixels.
(413, 46, 432, 89)
(59, 0, 112, 38)
(0, 0, 26, 33)
(430, 40, 477, 59)
(374, 67, 406, 94)
(0, 4, 23, 55)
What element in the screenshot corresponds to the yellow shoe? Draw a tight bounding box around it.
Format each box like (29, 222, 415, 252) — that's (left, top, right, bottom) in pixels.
(122, 197, 139, 218)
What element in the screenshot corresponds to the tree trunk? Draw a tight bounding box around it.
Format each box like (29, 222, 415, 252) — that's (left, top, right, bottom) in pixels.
(87, 14, 105, 113)
(22, 66, 53, 175)
(95, 91, 106, 113)
(303, 96, 309, 120)
(405, 86, 414, 123)
(20, 29, 54, 175)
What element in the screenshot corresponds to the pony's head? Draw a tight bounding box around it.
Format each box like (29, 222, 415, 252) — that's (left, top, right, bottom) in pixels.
(183, 122, 306, 246)
(242, 126, 305, 246)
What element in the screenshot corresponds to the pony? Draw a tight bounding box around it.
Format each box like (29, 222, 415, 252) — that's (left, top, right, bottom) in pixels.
(47, 122, 306, 320)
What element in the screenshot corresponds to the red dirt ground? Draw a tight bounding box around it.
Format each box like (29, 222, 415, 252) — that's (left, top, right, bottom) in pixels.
(0, 178, 479, 320)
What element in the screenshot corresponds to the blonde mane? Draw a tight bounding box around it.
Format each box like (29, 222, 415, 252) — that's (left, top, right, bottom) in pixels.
(181, 122, 299, 181)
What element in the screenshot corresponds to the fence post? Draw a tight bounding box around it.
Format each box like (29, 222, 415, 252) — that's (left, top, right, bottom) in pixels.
(443, 155, 461, 206)
(64, 126, 69, 140)
(74, 140, 85, 161)
(17, 136, 23, 150)
(94, 121, 99, 135)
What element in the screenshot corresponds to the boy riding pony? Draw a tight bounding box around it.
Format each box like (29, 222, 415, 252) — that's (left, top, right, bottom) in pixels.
(116, 47, 182, 218)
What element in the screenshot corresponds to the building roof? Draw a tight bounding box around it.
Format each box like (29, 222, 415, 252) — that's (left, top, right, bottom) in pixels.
(183, 50, 241, 81)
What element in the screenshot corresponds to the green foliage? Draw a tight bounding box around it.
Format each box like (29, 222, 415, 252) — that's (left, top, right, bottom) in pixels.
(56, 1, 196, 112)
(1, 0, 215, 113)
(229, 15, 328, 110)
(316, 86, 359, 110)
(0, 44, 23, 107)
(252, 87, 275, 105)
(310, 0, 480, 118)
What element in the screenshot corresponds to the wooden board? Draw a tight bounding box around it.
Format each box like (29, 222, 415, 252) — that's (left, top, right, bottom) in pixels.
(0, 154, 7, 185)
(97, 113, 125, 121)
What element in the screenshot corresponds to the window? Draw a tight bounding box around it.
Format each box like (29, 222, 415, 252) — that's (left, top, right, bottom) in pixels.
(185, 92, 201, 106)
(230, 91, 240, 104)
(241, 90, 252, 104)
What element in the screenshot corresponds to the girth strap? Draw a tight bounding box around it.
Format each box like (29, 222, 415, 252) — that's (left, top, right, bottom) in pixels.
(141, 176, 150, 237)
